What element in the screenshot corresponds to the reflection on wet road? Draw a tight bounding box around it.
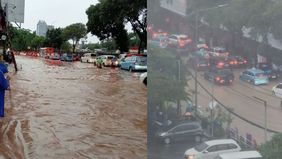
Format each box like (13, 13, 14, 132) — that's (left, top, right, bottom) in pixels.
(2, 56, 147, 159)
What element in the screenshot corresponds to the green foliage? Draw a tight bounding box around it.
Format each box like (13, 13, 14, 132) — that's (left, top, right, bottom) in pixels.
(86, 43, 101, 51)
(148, 45, 190, 107)
(63, 23, 87, 53)
(259, 133, 282, 159)
(45, 28, 65, 51)
(61, 41, 72, 52)
(9, 27, 35, 51)
(86, 0, 146, 52)
(31, 36, 45, 51)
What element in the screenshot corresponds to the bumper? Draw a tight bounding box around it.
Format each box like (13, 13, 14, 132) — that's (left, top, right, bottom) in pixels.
(133, 65, 147, 71)
(254, 79, 269, 85)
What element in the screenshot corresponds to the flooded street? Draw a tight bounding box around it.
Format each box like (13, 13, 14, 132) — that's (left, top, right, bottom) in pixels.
(2, 56, 147, 159)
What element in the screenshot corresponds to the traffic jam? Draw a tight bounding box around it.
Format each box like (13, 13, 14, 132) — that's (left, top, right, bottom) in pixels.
(148, 25, 282, 159)
(17, 47, 148, 86)
(148, 25, 281, 91)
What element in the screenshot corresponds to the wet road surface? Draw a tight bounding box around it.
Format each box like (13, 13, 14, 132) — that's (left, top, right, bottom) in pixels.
(2, 56, 147, 159)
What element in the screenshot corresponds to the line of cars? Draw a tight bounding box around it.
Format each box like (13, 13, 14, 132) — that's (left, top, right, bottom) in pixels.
(154, 118, 262, 159)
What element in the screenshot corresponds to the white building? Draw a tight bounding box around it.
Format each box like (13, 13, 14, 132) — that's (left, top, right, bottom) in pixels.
(36, 20, 48, 37)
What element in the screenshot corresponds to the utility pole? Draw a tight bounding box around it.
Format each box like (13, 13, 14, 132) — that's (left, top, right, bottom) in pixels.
(253, 96, 267, 142)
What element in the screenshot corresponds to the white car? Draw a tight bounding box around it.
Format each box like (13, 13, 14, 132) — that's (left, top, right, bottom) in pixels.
(272, 83, 282, 98)
(215, 151, 262, 159)
(184, 139, 241, 159)
(167, 34, 192, 48)
(140, 72, 147, 86)
(80, 53, 96, 63)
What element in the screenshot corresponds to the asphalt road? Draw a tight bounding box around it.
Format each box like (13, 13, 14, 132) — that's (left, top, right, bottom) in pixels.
(188, 67, 282, 144)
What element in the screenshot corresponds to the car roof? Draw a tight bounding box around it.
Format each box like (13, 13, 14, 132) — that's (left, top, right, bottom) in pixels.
(218, 151, 262, 158)
(205, 139, 238, 146)
(247, 68, 264, 73)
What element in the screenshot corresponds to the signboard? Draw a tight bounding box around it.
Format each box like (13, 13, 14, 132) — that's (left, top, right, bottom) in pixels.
(2, 0, 25, 23)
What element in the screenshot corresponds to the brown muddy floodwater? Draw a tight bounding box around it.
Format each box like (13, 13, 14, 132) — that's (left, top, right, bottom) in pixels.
(2, 56, 147, 159)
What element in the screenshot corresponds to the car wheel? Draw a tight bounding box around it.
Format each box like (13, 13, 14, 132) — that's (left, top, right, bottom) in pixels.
(129, 67, 133, 72)
(103, 63, 105, 67)
(164, 138, 171, 144)
(195, 135, 201, 143)
(144, 78, 147, 86)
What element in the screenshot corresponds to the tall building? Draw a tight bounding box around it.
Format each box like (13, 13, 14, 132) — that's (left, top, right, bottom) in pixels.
(36, 20, 48, 37)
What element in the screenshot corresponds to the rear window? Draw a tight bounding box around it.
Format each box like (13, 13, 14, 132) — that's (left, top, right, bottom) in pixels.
(137, 56, 147, 62)
(107, 56, 114, 59)
(180, 37, 188, 41)
(91, 54, 96, 57)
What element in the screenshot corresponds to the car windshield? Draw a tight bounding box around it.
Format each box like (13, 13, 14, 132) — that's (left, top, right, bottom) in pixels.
(91, 54, 96, 57)
(194, 143, 209, 152)
(107, 56, 114, 59)
(180, 37, 188, 41)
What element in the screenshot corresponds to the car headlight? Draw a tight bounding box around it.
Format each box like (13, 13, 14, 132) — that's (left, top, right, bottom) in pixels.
(160, 132, 167, 137)
(115, 61, 118, 65)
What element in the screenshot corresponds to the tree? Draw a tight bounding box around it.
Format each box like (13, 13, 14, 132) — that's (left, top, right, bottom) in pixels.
(148, 45, 190, 119)
(31, 36, 45, 51)
(86, 0, 146, 53)
(45, 28, 65, 52)
(259, 133, 282, 159)
(63, 23, 87, 53)
(86, 43, 101, 51)
(9, 27, 35, 51)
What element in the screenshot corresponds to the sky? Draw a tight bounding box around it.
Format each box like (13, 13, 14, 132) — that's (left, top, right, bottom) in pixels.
(18, 0, 100, 43)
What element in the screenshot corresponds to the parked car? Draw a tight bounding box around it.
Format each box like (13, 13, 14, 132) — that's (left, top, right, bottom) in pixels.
(120, 55, 147, 72)
(215, 151, 262, 159)
(156, 122, 205, 144)
(209, 57, 230, 69)
(140, 72, 147, 86)
(184, 139, 241, 159)
(209, 47, 229, 58)
(239, 68, 269, 85)
(60, 53, 73, 62)
(204, 68, 234, 85)
(80, 53, 96, 63)
(99, 55, 117, 67)
(167, 34, 192, 48)
(272, 83, 282, 98)
(257, 63, 280, 79)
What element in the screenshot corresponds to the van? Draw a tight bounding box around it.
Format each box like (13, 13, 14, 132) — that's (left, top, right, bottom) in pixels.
(215, 151, 262, 159)
(80, 53, 96, 63)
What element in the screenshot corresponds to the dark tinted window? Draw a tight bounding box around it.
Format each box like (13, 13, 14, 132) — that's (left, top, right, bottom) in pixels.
(227, 144, 238, 149)
(207, 146, 218, 152)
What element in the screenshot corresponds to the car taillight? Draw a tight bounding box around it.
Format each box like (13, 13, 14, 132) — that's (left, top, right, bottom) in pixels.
(230, 61, 234, 65)
(218, 62, 224, 66)
(244, 60, 247, 63)
(216, 77, 221, 81)
(163, 32, 168, 36)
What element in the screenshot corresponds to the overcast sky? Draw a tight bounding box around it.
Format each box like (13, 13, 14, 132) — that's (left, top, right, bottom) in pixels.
(20, 0, 100, 43)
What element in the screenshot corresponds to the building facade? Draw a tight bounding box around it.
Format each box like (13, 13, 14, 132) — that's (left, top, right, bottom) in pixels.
(36, 20, 48, 37)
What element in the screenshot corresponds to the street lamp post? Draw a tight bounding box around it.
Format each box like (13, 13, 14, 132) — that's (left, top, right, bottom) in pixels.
(193, 3, 228, 118)
(253, 96, 267, 142)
